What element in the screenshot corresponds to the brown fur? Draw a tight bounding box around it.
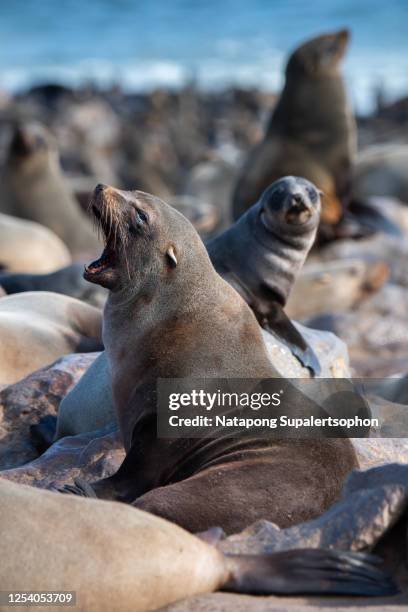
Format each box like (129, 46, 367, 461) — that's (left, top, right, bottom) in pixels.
(232, 30, 356, 229)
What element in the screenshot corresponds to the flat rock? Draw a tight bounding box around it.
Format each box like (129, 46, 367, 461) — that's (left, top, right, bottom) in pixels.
(0, 352, 98, 470)
(0, 426, 124, 488)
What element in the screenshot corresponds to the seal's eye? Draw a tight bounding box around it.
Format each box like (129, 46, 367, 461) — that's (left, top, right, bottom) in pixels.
(136, 209, 148, 224)
(131, 208, 149, 228)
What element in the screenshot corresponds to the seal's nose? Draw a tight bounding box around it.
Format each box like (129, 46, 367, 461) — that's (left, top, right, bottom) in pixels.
(289, 193, 308, 211)
(95, 183, 107, 195)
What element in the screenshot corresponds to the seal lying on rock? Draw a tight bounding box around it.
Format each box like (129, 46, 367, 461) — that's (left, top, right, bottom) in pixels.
(0, 480, 396, 611)
(0, 262, 107, 307)
(0, 292, 102, 385)
(232, 30, 355, 236)
(208, 176, 321, 374)
(59, 185, 357, 534)
(0, 122, 102, 256)
(0, 212, 71, 273)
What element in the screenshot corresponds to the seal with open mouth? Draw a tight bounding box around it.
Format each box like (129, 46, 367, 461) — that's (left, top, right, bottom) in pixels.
(207, 176, 321, 375)
(57, 184, 358, 535)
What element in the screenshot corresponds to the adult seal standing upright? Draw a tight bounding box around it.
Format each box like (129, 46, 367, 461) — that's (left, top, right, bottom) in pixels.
(208, 175, 321, 374)
(59, 184, 357, 535)
(232, 29, 355, 235)
(0, 122, 102, 256)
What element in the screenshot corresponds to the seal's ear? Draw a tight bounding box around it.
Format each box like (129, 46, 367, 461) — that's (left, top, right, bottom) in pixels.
(166, 245, 178, 268)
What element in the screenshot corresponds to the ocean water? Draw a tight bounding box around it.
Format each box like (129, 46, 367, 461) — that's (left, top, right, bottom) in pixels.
(0, 0, 407, 113)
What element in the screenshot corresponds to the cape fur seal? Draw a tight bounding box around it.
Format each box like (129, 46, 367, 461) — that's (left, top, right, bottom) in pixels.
(208, 176, 321, 374)
(0, 480, 394, 611)
(232, 30, 355, 234)
(59, 184, 357, 534)
(0, 262, 107, 307)
(0, 122, 102, 256)
(0, 212, 71, 273)
(0, 292, 102, 385)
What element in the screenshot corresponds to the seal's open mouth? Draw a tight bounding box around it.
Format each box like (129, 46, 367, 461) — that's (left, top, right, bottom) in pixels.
(84, 243, 116, 280)
(83, 188, 120, 287)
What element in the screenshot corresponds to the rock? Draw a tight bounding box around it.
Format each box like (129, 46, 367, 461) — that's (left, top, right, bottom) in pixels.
(367, 374, 408, 404)
(262, 324, 350, 378)
(0, 353, 98, 470)
(286, 259, 388, 320)
(319, 233, 408, 288)
(218, 484, 406, 556)
(308, 284, 408, 377)
(353, 144, 408, 204)
(0, 426, 124, 489)
(344, 462, 408, 497)
(353, 439, 408, 469)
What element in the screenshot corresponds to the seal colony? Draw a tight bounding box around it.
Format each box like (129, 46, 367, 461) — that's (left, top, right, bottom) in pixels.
(232, 29, 355, 238)
(0, 24, 407, 607)
(58, 185, 357, 534)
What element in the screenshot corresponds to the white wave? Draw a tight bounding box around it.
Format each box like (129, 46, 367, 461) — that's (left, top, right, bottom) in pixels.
(0, 52, 407, 115)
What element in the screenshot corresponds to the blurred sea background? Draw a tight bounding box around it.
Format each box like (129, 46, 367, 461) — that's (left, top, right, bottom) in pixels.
(1, 0, 407, 114)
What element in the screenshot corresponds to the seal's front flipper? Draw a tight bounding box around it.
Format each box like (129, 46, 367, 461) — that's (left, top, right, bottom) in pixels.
(260, 303, 321, 376)
(224, 549, 397, 596)
(54, 477, 98, 498)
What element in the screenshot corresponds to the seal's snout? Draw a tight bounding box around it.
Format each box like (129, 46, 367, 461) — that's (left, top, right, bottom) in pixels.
(285, 192, 313, 225)
(94, 183, 107, 195)
(289, 193, 308, 212)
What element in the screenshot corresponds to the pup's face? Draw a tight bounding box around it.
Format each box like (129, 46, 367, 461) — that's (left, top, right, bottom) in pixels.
(260, 176, 321, 232)
(84, 185, 188, 294)
(287, 29, 350, 77)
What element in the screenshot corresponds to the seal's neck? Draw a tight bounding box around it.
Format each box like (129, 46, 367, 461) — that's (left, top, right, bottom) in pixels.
(269, 74, 350, 143)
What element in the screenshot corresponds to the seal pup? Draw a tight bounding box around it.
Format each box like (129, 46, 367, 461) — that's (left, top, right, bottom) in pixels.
(0, 292, 102, 385)
(0, 212, 71, 273)
(0, 481, 394, 611)
(232, 30, 355, 235)
(0, 262, 107, 307)
(0, 122, 102, 256)
(59, 185, 357, 534)
(208, 176, 321, 374)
